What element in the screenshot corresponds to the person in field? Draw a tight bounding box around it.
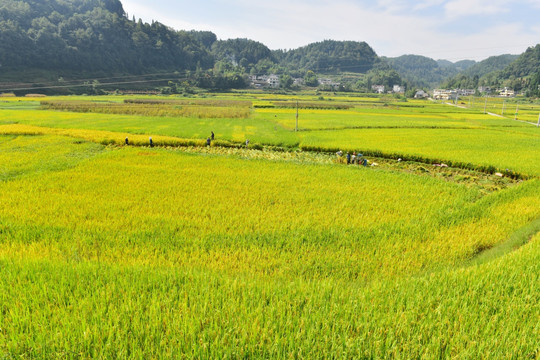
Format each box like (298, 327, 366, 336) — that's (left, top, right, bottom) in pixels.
(245, 139, 249, 148)
(346, 152, 351, 164)
(149, 137, 153, 147)
(211, 131, 215, 140)
(125, 137, 128, 145)
(206, 137, 211, 146)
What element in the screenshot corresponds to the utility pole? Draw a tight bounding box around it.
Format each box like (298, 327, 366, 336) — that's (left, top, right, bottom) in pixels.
(295, 100, 299, 132)
(484, 95, 488, 114)
(502, 99, 506, 116)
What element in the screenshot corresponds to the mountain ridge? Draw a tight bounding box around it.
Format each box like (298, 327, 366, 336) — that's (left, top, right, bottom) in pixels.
(0, 0, 538, 95)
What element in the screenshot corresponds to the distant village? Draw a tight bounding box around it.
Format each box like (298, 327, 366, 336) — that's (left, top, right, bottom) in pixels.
(249, 74, 518, 98)
(431, 87, 516, 99)
(248, 75, 341, 90)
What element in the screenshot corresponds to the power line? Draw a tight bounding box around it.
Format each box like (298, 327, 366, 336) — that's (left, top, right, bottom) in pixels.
(0, 77, 188, 92)
(0, 71, 191, 89)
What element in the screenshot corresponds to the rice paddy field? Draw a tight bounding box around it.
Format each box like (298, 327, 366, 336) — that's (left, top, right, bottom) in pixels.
(0, 93, 539, 358)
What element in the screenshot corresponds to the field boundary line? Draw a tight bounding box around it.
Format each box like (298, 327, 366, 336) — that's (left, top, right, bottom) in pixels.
(467, 218, 540, 267)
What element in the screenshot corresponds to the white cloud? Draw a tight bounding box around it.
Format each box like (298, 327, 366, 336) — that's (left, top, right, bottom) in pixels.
(375, 0, 408, 13)
(525, 0, 540, 8)
(444, 0, 509, 18)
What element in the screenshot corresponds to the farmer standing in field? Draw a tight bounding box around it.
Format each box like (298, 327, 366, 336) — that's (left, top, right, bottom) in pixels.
(211, 131, 215, 140)
(245, 139, 249, 148)
(206, 137, 211, 146)
(346, 152, 351, 164)
(125, 137, 128, 145)
(149, 137, 153, 147)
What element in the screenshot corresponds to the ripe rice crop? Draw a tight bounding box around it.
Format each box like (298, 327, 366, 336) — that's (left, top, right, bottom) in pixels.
(0, 94, 539, 358)
(41, 100, 252, 119)
(0, 135, 538, 358)
(299, 127, 540, 177)
(272, 101, 353, 110)
(124, 98, 252, 107)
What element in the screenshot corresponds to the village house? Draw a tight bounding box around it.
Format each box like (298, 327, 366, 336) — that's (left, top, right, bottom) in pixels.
(498, 87, 515, 97)
(393, 85, 405, 94)
(267, 74, 280, 88)
(414, 90, 428, 99)
(248, 75, 267, 88)
(478, 86, 492, 94)
(318, 78, 340, 90)
(433, 89, 457, 100)
(457, 89, 475, 96)
(293, 78, 304, 86)
(372, 85, 385, 94)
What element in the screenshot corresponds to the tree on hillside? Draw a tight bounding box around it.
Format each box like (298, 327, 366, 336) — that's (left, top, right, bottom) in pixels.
(304, 70, 318, 87)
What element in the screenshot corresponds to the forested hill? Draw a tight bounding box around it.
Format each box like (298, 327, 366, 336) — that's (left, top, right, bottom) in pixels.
(1, 0, 539, 94)
(382, 55, 475, 88)
(277, 40, 379, 74)
(460, 55, 518, 78)
(441, 54, 519, 90)
(499, 44, 540, 79)
(440, 47, 540, 96)
(0, 0, 381, 87)
(0, 0, 213, 74)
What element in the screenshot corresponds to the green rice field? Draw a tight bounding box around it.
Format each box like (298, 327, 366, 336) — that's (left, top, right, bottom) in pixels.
(0, 93, 539, 358)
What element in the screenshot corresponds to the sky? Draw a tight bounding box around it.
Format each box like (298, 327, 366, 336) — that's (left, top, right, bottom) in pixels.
(120, 0, 540, 62)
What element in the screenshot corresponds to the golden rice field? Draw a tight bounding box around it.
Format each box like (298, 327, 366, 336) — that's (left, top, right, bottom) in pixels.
(0, 93, 539, 358)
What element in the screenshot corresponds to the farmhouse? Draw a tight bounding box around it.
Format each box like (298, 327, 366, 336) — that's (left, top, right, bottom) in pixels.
(478, 86, 492, 94)
(318, 78, 341, 89)
(499, 87, 515, 97)
(249, 74, 281, 89)
(393, 85, 405, 94)
(458, 89, 475, 96)
(372, 85, 385, 94)
(267, 74, 280, 88)
(248, 75, 267, 88)
(433, 89, 457, 100)
(414, 90, 428, 99)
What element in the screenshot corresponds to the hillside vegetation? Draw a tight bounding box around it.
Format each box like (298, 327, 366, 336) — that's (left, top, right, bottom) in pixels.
(0, 0, 212, 74)
(0, 0, 539, 95)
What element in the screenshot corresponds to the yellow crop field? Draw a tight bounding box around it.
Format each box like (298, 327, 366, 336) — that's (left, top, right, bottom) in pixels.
(0, 94, 539, 358)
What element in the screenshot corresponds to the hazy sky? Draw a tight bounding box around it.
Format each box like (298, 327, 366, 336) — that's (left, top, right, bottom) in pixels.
(120, 0, 540, 62)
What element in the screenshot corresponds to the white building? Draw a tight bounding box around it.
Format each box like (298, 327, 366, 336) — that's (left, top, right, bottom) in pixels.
(458, 89, 475, 96)
(393, 85, 404, 93)
(499, 87, 515, 97)
(478, 86, 492, 94)
(293, 78, 304, 86)
(372, 85, 385, 94)
(267, 74, 280, 88)
(433, 89, 457, 100)
(318, 78, 341, 89)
